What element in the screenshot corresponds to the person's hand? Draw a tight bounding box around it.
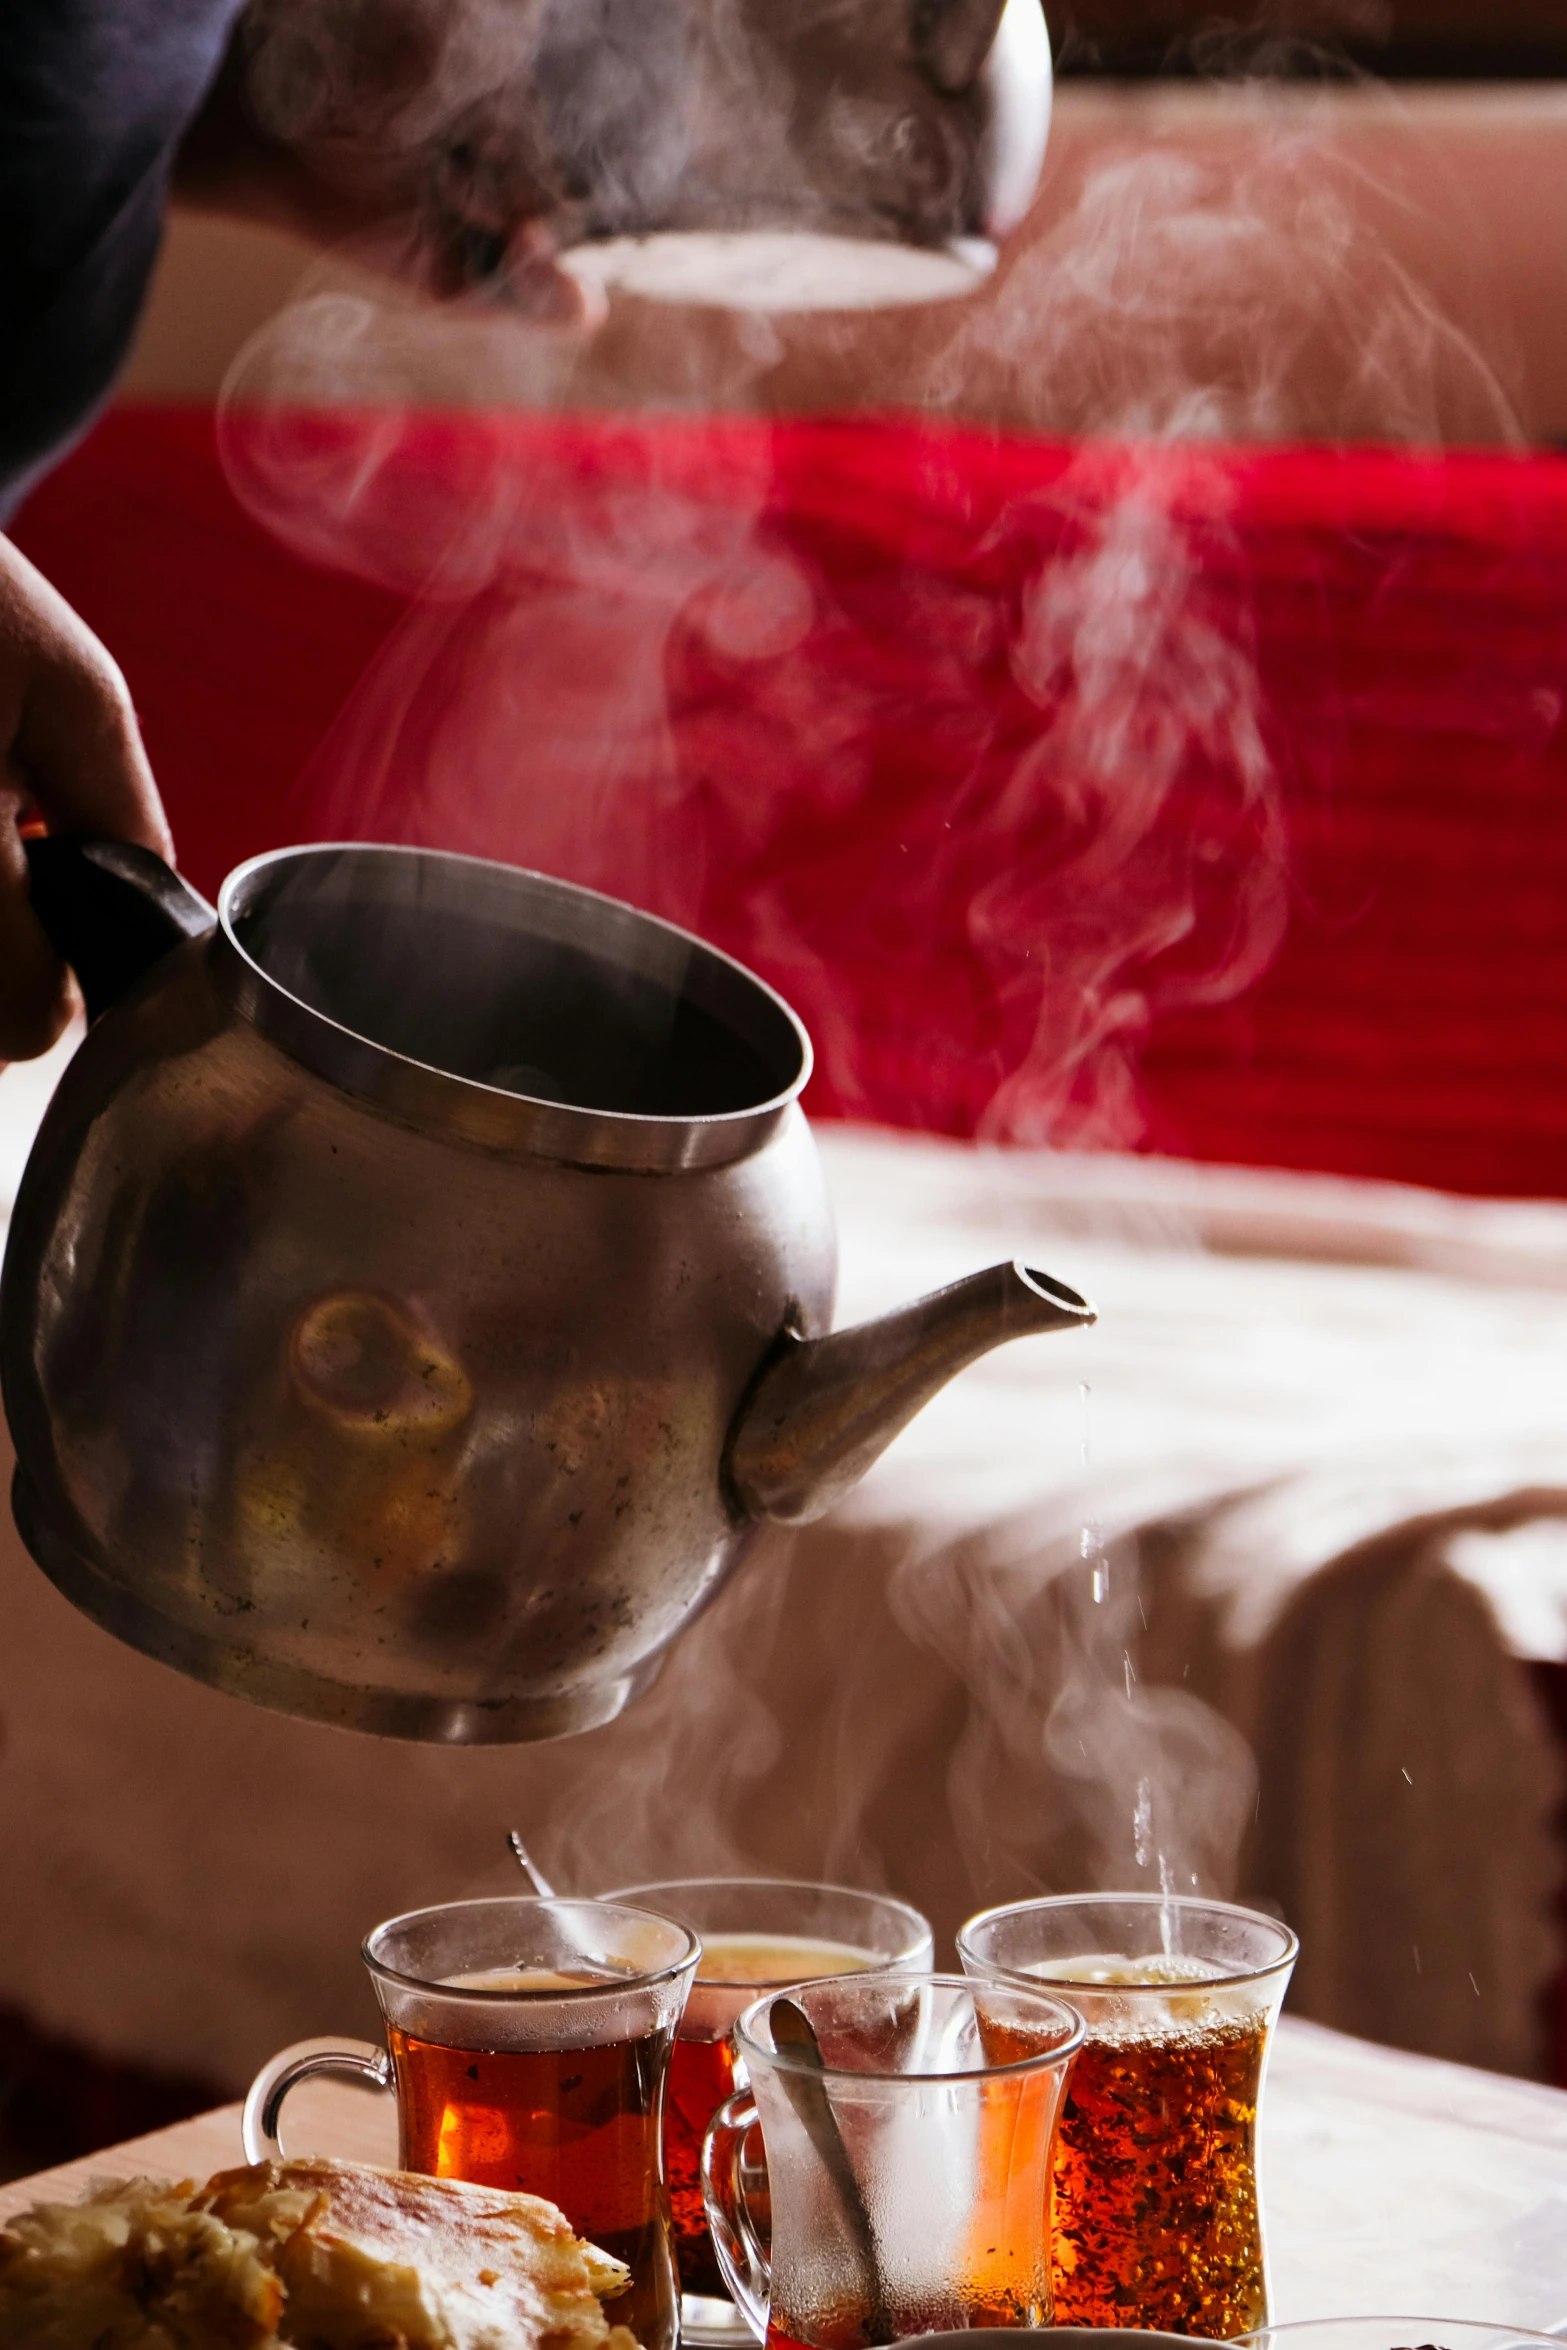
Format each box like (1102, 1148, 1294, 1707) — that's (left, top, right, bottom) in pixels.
(174, 1, 592, 324)
(0, 536, 173, 1061)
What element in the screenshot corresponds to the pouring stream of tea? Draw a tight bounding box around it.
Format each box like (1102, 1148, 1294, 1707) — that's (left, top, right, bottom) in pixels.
(507, 1829, 558, 1898)
(1080, 1378, 1178, 1962)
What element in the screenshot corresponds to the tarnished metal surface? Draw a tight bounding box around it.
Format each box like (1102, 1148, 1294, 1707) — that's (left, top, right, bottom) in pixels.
(1, 849, 833, 1742)
(1, 846, 1091, 1744)
(725, 1260, 1095, 1525)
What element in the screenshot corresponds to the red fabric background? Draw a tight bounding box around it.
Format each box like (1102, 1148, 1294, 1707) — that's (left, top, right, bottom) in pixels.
(14, 404, 1567, 1199)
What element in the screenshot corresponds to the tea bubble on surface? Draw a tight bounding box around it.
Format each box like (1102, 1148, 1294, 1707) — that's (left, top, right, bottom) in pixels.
(1024, 1951, 1225, 1987)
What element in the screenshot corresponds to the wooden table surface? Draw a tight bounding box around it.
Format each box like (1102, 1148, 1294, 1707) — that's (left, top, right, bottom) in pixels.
(3, 2017, 1565, 2330)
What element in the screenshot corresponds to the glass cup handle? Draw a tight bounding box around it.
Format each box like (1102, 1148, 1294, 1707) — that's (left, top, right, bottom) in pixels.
(702, 2087, 770, 2342)
(241, 2036, 394, 2164)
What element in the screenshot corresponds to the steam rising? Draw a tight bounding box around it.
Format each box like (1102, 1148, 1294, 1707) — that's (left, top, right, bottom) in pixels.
(894, 1517, 1260, 1902)
(964, 446, 1283, 1144)
(479, 1485, 1261, 1935)
(916, 121, 1519, 444)
(219, 69, 1520, 1146)
(217, 42, 1522, 1911)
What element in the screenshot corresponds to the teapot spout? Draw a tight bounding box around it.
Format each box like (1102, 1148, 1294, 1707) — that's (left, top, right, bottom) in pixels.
(723, 1261, 1095, 1527)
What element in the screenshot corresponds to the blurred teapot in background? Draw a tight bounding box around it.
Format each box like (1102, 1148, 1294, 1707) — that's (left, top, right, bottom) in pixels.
(1, 840, 1092, 1744)
(242, 0, 1052, 310)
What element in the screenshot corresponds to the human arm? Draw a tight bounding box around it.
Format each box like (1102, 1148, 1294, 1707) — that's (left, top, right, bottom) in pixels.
(0, 536, 172, 1060)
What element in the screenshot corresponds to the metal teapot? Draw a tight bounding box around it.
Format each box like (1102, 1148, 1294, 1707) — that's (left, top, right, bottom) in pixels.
(536, 0, 1053, 308)
(269, 0, 1053, 311)
(1, 840, 1092, 1742)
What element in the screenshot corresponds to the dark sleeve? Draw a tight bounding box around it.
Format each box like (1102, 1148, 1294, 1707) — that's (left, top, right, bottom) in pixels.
(0, 0, 246, 521)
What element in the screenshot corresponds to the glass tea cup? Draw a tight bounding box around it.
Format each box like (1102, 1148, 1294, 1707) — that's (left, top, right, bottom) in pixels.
(242, 1896, 699, 2350)
(609, 1877, 933, 2340)
(702, 1969, 1084, 2348)
(958, 1893, 1298, 2340)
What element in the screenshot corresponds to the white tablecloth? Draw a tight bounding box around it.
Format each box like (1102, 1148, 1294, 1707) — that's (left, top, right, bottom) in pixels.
(1262, 2017, 1567, 2326)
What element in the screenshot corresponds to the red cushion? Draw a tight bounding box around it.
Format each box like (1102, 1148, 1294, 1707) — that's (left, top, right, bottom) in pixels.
(14, 404, 1567, 1198)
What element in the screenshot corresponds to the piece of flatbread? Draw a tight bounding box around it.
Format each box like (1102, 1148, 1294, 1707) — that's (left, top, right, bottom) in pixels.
(0, 2156, 640, 2350)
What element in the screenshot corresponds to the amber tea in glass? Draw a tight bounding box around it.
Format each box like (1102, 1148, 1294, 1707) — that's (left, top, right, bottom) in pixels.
(703, 1971, 1082, 2349)
(610, 1877, 932, 2335)
(243, 1899, 699, 2350)
(959, 1893, 1297, 2338)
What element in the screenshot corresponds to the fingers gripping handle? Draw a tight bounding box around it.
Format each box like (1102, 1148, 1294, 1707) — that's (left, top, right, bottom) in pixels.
(23, 836, 215, 1024)
(242, 2036, 394, 2165)
(702, 2088, 771, 2341)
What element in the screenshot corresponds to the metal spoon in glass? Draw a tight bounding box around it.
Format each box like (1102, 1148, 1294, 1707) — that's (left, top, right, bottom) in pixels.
(770, 1994, 890, 2337)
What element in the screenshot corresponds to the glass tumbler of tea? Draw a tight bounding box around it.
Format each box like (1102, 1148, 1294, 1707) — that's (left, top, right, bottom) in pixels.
(242, 1896, 699, 2350)
(609, 1877, 933, 2342)
(701, 1969, 1083, 2348)
(957, 1893, 1299, 2339)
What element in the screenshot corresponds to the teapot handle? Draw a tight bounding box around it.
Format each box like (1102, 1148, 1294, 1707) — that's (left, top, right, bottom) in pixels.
(23, 836, 217, 1024)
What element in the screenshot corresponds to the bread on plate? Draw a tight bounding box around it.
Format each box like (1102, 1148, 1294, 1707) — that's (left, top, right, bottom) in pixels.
(0, 2154, 640, 2350)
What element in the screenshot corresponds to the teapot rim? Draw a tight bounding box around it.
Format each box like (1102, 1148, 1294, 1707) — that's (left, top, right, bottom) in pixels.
(212, 842, 814, 1174)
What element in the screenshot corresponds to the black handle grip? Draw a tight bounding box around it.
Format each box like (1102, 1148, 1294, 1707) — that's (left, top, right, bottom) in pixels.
(23, 836, 217, 1024)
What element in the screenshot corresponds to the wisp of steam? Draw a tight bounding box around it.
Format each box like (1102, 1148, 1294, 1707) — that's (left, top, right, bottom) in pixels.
(890, 1465, 1260, 1912)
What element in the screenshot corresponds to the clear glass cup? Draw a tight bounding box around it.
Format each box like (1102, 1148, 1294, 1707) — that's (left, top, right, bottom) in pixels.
(958, 1893, 1298, 2340)
(609, 1877, 934, 2345)
(242, 1896, 699, 2350)
(702, 1969, 1084, 2347)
